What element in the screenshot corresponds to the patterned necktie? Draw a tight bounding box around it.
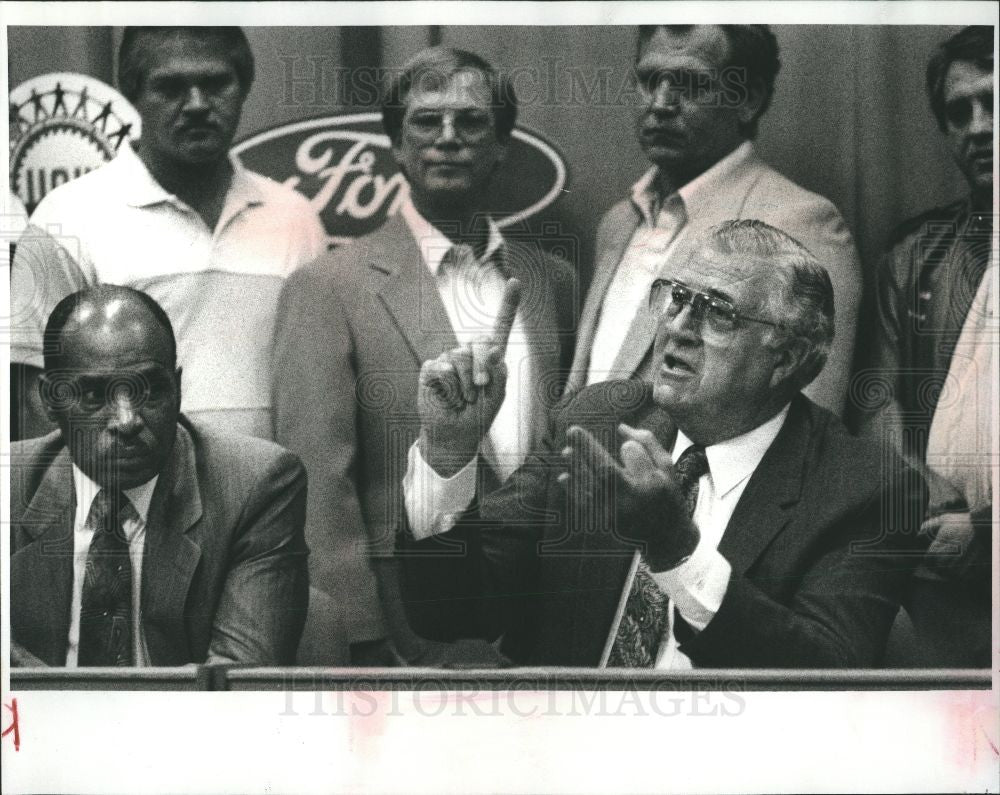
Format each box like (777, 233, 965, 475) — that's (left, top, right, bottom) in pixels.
(78, 489, 135, 667)
(608, 444, 708, 667)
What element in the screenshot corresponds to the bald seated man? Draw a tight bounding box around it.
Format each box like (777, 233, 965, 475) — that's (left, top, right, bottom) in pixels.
(10, 285, 309, 668)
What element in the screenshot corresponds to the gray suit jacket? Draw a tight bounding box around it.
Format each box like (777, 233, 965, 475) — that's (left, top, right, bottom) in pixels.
(568, 149, 861, 415)
(273, 216, 576, 649)
(10, 418, 309, 667)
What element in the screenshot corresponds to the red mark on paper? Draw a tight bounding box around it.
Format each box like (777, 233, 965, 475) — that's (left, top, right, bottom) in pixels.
(945, 692, 999, 773)
(2, 699, 20, 751)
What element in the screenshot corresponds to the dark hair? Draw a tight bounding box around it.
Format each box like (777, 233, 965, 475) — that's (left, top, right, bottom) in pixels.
(381, 46, 518, 143)
(637, 25, 781, 138)
(926, 26, 994, 131)
(43, 285, 178, 372)
(118, 26, 255, 102)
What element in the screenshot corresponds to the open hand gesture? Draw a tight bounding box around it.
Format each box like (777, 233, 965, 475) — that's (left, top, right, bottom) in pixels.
(418, 278, 521, 477)
(559, 422, 700, 570)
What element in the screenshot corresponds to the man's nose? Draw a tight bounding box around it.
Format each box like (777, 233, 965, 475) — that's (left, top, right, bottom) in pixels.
(968, 99, 993, 137)
(650, 81, 680, 113)
(109, 397, 143, 435)
(435, 113, 460, 145)
(182, 85, 210, 113)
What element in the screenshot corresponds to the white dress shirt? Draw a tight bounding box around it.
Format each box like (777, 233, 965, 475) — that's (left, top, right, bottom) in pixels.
(587, 141, 755, 385)
(399, 198, 540, 481)
(67, 466, 158, 667)
(11, 142, 327, 439)
(634, 404, 789, 669)
(403, 403, 789, 668)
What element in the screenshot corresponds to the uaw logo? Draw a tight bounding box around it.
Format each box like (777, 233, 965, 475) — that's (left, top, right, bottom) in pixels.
(233, 112, 567, 246)
(9, 73, 141, 215)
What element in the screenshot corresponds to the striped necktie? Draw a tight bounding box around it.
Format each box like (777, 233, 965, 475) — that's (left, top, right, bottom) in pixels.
(78, 489, 135, 667)
(608, 444, 708, 667)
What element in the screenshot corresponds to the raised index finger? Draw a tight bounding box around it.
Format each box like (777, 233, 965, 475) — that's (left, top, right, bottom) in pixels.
(490, 278, 521, 353)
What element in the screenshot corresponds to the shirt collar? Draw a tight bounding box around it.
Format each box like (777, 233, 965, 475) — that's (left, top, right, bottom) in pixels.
(399, 196, 503, 276)
(117, 141, 265, 213)
(71, 463, 158, 525)
(672, 402, 790, 499)
(630, 140, 755, 227)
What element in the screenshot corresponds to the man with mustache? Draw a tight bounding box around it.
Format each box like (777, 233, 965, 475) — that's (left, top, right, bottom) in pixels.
(273, 47, 575, 665)
(868, 25, 993, 667)
(10, 286, 309, 668)
(568, 25, 861, 417)
(403, 220, 923, 667)
(11, 26, 325, 442)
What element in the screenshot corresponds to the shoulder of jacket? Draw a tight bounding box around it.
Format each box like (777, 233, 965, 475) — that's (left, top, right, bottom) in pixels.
(887, 199, 967, 249)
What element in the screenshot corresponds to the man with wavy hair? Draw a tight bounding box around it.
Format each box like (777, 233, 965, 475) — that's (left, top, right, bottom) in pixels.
(273, 46, 575, 665)
(569, 25, 861, 418)
(868, 26, 993, 667)
(404, 220, 923, 667)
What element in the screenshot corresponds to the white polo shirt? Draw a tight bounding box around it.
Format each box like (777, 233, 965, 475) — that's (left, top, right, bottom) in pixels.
(11, 143, 327, 439)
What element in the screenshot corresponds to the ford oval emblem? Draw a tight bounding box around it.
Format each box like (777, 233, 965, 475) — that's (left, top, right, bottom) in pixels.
(232, 112, 567, 246)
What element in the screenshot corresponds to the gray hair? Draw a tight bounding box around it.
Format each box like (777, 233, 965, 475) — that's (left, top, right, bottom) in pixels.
(705, 219, 835, 394)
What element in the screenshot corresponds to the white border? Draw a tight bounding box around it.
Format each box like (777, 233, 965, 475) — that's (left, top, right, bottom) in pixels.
(3, 4, 999, 794)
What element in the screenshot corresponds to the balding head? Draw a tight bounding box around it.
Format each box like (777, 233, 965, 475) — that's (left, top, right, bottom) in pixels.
(39, 286, 182, 489)
(44, 285, 177, 373)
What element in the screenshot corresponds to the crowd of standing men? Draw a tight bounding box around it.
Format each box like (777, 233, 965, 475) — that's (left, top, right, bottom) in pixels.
(8, 24, 994, 669)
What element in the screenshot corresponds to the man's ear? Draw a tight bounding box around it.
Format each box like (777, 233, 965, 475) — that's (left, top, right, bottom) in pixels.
(36, 372, 61, 423)
(390, 135, 405, 166)
(495, 134, 510, 163)
(486, 135, 510, 181)
(737, 76, 767, 128)
(768, 335, 809, 392)
(173, 366, 183, 408)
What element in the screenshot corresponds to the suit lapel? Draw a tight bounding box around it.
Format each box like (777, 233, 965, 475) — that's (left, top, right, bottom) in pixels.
(717, 397, 809, 575)
(501, 240, 562, 446)
(607, 152, 766, 380)
(141, 423, 203, 665)
(11, 445, 76, 665)
(502, 240, 559, 370)
(568, 203, 642, 391)
(373, 216, 458, 366)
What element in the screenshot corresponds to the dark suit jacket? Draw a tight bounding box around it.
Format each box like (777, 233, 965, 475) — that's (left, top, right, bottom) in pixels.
(273, 216, 577, 649)
(568, 150, 861, 416)
(400, 381, 927, 667)
(10, 417, 309, 667)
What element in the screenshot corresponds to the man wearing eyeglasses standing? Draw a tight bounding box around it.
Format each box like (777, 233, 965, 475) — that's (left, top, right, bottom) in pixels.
(403, 220, 923, 667)
(273, 47, 575, 665)
(568, 25, 861, 418)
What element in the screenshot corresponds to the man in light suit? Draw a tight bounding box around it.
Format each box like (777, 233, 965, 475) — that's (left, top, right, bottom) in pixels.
(11, 286, 308, 667)
(570, 25, 861, 416)
(404, 221, 924, 667)
(273, 47, 575, 665)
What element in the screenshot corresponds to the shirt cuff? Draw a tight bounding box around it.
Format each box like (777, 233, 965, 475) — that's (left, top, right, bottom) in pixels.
(650, 541, 732, 632)
(403, 440, 477, 541)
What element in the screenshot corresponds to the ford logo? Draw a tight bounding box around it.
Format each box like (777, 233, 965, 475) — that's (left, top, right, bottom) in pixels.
(232, 112, 567, 246)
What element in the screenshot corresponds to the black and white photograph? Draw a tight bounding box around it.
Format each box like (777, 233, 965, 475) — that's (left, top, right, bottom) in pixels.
(2, 2, 997, 793)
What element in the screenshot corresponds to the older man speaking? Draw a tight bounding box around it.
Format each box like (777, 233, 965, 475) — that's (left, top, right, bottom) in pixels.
(402, 220, 923, 668)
